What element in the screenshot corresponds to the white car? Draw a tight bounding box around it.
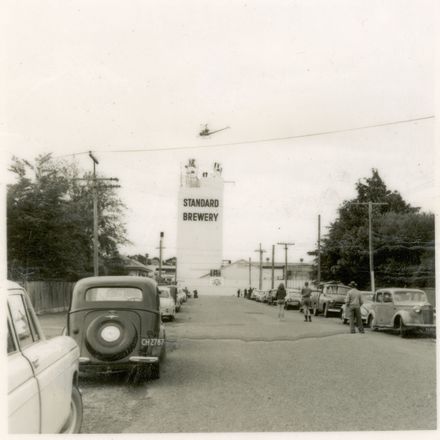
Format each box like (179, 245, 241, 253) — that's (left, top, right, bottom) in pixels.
(158, 286, 176, 321)
(177, 287, 187, 304)
(6, 281, 83, 433)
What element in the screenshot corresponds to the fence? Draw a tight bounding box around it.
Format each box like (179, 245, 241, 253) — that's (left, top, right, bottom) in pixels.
(24, 281, 75, 314)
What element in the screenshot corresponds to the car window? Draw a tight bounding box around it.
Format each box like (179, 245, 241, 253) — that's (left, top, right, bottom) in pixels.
(376, 292, 383, 303)
(8, 294, 34, 348)
(86, 287, 143, 302)
(7, 320, 17, 354)
(383, 292, 393, 303)
(159, 289, 170, 298)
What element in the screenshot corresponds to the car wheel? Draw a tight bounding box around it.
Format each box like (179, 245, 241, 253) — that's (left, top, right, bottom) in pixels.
(343, 318, 348, 325)
(150, 362, 160, 380)
(399, 318, 408, 338)
(159, 341, 166, 362)
(60, 385, 83, 433)
(130, 366, 150, 384)
(323, 304, 328, 318)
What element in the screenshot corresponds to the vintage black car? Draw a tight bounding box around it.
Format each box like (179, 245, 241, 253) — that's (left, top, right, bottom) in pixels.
(67, 276, 166, 381)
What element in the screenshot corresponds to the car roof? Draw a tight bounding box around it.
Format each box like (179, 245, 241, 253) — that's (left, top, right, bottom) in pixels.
(70, 276, 159, 311)
(6, 280, 25, 294)
(376, 288, 425, 293)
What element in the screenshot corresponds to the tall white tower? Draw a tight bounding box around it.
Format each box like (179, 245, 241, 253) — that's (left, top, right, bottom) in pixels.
(176, 159, 224, 289)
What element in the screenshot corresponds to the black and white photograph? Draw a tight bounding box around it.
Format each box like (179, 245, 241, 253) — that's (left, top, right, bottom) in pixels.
(1, 0, 438, 438)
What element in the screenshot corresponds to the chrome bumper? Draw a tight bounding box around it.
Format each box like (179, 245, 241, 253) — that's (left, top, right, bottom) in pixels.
(129, 356, 159, 364)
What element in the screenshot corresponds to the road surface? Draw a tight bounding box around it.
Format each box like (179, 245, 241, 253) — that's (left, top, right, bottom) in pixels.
(39, 295, 437, 433)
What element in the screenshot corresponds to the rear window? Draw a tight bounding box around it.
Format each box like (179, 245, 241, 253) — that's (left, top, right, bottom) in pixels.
(85, 287, 143, 302)
(159, 288, 170, 298)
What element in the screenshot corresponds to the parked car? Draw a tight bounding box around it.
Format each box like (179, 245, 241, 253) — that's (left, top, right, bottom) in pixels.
(284, 289, 302, 310)
(158, 286, 177, 320)
(254, 289, 266, 302)
(267, 289, 278, 305)
(311, 282, 351, 317)
(367, 288, 436, 337)
(67, 276, 165, 381)
(340, 291, 373, 325)
(249, 288, 257, 300)
(177, 287, 187, 303)
(7, 281, 83, 433)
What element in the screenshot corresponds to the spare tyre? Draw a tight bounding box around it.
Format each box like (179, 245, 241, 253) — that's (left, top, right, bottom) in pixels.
(85, 315, 138, 361)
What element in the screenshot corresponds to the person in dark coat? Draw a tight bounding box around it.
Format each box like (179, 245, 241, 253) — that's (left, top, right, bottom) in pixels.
(276, 283, 287, 320)
(301, 282, 313, 322)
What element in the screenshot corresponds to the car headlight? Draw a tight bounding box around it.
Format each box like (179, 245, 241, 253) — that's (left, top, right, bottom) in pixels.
(413, 306, 421, 313)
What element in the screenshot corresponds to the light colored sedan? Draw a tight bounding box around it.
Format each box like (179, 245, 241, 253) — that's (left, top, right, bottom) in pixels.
(7, 281, 83, 433)
(158, 286, 176, 321)
(340, 291, 373, 325)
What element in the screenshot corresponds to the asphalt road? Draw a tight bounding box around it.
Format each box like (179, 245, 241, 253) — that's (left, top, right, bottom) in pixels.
(39, 296, 437, 433)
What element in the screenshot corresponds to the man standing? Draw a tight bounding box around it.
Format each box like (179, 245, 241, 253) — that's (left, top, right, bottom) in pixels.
(345, 281, 364, 334)
(276, 283, 286, 320)
(301, 282, 312, 322)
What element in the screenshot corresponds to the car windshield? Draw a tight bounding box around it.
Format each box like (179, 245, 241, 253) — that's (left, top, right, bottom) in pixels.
(361, 293, 373, 301)
(85, 287, 143, 302)
(159, 289, 170, 298)
(393, 291, 427, 304)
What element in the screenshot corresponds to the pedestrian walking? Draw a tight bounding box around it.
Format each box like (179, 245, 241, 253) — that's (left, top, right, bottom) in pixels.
(237, 289, 241, 298)
(345, 281, 364, 333)
(301, 281, 312, 322)
(276, 283, 286, 320)
(244, 288, 248, 298)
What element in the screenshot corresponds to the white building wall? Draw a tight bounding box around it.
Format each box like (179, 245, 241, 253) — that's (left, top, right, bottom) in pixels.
(176, 163, 224, 292)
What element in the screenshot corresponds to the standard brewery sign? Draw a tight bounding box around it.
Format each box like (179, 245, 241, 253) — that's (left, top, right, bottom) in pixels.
(182, 198, 220, 222)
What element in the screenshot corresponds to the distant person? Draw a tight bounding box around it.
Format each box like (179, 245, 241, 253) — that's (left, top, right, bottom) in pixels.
(193, 289, 198, 299)
(276, 283, 287, 320)
(237, 288, 241, 298)
(345, 281, 364, 334)
(248, 287, 254, 299)
(301, 282, 312, 322)
(244, 288, 248, 298)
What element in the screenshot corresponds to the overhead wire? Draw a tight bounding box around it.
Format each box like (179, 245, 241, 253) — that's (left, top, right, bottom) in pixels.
(53, 114, 434, 158)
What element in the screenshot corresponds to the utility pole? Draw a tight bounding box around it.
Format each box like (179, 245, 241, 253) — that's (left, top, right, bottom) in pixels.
(248, 257, 252, 287)
(277, 242, 295, 287)
(317, 214, 321, 285)
(254, 243, 266, 290)
(84, 152, 120, 276)
(156, 232, 165, 282)
(350, 201, 388, 292)
(271, 244, 275, 289)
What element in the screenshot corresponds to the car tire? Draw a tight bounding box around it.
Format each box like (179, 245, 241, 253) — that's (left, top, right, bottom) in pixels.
(323, 304, 328, 318)
(150, 362, 160, 380)
(343, 318, 348, 325)
(60, 385, 83, 433)
(399, 318, 408, 338)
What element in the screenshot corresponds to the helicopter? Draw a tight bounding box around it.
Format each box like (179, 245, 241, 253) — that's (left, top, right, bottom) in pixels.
(199, 124, 230, 137)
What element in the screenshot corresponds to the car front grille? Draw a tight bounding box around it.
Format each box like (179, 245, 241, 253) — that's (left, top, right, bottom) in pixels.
(422, 309, 434, 324)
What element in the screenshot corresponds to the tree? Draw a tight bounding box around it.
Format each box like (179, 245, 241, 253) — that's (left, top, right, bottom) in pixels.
(314, 169, 434, 289)
(7, 154, 128, 281)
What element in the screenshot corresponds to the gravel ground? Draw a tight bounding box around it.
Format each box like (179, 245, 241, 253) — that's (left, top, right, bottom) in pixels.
(39, 295, 437, 433)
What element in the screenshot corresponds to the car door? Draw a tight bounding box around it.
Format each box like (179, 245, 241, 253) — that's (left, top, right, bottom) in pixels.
(8, 298, 40, 433)
(373, 292, 384, 325)
(380, 291, 395, 326)
(9, 290, 75, 433)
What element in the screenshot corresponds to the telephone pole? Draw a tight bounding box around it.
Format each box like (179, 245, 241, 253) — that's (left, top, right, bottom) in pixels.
(350, 201, 388, 292)
(271, 244, 275, 289)
(156, 232, 165, 282)
(248, 257, 252, 287)
(277, 242, 295, 287)
(82, 152, 120, 276)
(317, 214, 321, 285)
(254, 243, 266, 290)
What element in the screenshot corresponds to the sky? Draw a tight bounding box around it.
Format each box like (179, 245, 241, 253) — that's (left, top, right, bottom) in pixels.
(1, 0, 437, 266)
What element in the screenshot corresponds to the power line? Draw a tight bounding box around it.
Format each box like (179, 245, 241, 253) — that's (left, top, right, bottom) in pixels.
(54, 114, 434, 158)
